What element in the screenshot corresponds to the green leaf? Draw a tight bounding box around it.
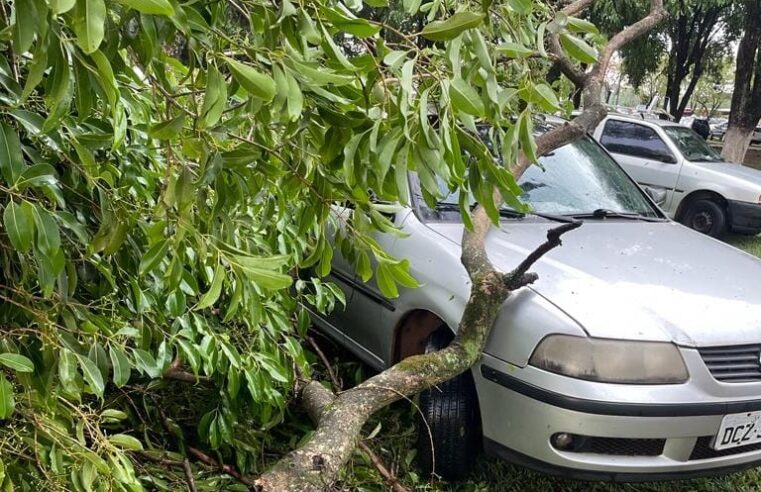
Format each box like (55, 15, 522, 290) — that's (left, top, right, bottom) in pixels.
(507, 0, 532, 15)
(376, 263, 399, 298)
(0, 376, 14, 420)
(519, 111, 538, 163)
(109, 346, 131, 387)
(148, 115, 186, 140)
(139, 239, 169, 276)
(133, 349, 160, 378)
(13, 0, 36, 54)
(560, 33, 598, 64)
(0, 123, 25, 185)
(0, 353, 34, 373)
(199, 66, 226, 129)
(76, 354, 105, 397)
(497, 42, 535, 58)
(3, 201, 35, 252)
(224, 57, 276, 101)
(108, 434, 143, 450)
(285, 69, 303, 121)
(58, 348, 78, 393)
(31, 205, 61, 255)
(48, 0, 76, 14)
(567, 17, 599, 34)
(72, 0, 106, 54)
(116, 0, 174, 15)
(533, 83, 561, 111)
(420, 12, 484, 41)
(449, 78, 485, 116)
(196, 264, 225, 309)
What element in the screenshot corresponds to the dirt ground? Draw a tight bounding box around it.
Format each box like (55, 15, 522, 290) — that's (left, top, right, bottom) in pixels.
(709, 142, 761, 169)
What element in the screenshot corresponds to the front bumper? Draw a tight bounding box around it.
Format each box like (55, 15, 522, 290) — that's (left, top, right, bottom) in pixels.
(475, 351, 761, 480)
(728, 200, 761, 234)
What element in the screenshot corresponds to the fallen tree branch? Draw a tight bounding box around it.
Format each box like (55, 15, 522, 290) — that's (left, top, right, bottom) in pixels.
(254, 2, 667, 490)
(304, 336, 411, 492)
(255, 223, 579, 492)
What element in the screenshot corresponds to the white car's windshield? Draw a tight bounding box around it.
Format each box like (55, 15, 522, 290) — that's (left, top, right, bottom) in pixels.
(663, 126, 723, 162)
(434, 137, 660, 218)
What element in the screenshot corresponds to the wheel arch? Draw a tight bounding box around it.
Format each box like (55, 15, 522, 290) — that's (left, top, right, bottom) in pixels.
(391, 309, 454, 364)
(675, 189, 728, 221)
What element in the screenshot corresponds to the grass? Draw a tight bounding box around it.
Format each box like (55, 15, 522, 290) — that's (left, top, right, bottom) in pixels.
(334, 233, 761, 492)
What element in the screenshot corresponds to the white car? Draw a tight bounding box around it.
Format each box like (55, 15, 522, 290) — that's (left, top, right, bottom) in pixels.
(593, 115, 761, 237)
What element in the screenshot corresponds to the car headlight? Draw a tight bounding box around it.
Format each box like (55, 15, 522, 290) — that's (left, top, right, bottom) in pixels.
(529, 335, 688, 384)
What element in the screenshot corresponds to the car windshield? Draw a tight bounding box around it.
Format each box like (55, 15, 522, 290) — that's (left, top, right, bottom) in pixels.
(662, 126, 723, 162)
(434, 137, 660, 217)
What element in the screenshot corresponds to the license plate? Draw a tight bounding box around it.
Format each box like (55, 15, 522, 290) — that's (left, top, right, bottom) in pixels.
(714, 411, 761, 450)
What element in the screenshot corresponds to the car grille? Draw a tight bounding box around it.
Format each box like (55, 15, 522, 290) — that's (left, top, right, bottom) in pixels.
(558, 436, 666, 456)
(578, 437, 665, 456)
(699, 344, 761, 382)
(689, 436, 761, 460)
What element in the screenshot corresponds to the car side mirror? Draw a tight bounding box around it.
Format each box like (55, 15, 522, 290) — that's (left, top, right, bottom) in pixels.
(643, 186, 667, 206)
(657, 153, 678, 164)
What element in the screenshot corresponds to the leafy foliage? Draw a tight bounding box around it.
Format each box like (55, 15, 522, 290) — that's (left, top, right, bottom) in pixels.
(0, 0, 588, 488)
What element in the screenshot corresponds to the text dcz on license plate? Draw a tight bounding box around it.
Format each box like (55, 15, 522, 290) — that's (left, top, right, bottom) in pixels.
(714, 411, 761, 451)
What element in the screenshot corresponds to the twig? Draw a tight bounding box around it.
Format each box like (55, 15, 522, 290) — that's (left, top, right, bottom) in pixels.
(183, 458, 198, 492)
(504, 221, 582, 289)
(358, 442, 408, 492)
(307, 336, 342, 390)
(163, 367, 211, 384)
(188, 447, 258, 487)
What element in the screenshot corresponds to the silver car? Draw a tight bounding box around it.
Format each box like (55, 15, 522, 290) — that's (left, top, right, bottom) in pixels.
(312, 134, 761, 481)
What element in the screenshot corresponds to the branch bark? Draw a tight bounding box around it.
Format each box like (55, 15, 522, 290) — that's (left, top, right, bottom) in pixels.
(254, 2, 667, 490)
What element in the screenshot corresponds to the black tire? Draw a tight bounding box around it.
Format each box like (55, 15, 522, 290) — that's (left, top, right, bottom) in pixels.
(417, 329, 481, 482)
(681, 199, 727, 237)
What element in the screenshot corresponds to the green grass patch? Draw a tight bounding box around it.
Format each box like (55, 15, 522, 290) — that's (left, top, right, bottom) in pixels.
(726, 234, 761, 258)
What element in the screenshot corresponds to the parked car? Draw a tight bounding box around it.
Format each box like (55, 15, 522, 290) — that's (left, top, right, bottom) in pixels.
(592, 115, 761, 237)
(313, 130, 761, 482)
(709, 121, 728, 141)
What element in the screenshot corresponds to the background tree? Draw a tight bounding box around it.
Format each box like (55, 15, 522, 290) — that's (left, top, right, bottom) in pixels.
(0, 0, 664, 491)
(589, 0, 735, 120)
(721, 0, 761, 164)
(690, 52, 733, 119)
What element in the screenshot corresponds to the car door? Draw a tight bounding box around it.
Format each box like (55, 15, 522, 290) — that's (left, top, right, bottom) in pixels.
(337, 203, 412, 371)
(598, 119, 682, 212)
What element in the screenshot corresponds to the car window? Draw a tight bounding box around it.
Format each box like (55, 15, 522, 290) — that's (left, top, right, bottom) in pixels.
(600, 119, 675, 162)
(433, 137, 660, 217)
(662, 126, 723, 162)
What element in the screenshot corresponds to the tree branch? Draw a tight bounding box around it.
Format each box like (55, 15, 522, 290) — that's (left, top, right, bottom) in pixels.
(254, 2, 669, 490)
(592, 0, 667, 80)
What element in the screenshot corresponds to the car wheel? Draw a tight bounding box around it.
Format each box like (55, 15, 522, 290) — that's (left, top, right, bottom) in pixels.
(417, 328, 481, 482)
(682, 199, 727, 237)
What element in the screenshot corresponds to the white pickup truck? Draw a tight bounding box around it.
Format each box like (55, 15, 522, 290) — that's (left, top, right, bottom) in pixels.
(592, 115, 761, 237)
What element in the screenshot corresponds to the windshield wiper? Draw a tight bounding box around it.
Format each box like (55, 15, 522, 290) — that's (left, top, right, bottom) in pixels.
(570, 209, 664, 222)
(436, 203, 580, 224)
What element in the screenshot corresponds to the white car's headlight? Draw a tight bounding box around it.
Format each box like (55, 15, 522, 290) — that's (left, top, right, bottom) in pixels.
(529, 335, 688, 384)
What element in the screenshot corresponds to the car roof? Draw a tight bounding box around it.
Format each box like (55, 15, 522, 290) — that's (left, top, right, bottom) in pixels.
(604, 113, 683, 128)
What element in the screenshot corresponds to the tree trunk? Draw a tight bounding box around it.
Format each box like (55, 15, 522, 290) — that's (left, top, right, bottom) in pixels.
(721, 126, 754, 164)
(721, 0, 761, 166)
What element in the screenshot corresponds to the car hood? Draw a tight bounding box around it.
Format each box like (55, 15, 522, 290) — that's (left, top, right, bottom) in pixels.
(692, 160, 761, 187)
(427, 220, 761, 347)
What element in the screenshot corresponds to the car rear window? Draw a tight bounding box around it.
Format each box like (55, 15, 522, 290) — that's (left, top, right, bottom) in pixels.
(600, 119, 673, 161)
